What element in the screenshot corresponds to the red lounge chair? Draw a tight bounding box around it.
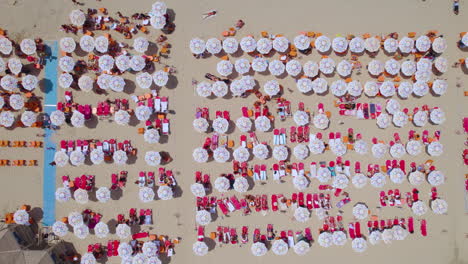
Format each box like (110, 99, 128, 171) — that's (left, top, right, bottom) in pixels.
(261, 195, 268, 211)
(422, 130, 429, 144)
(399, 160, 406, 173)
(271, 195, 278, 211)
(313, 193, 320, 208)
(431, 187, 438, 200)
(380, 191, 387, 206)
(305, 228, 313, 241)
(241, 226, 248, 243)
(198, 226, 204, 241)
(241, 107, 249, 118)
(292, 193, 298, 203)
(334, 188, 342, 197)
(421, 219, 427, 236)
(60, 140, 67, 151)
(298, 192, 305, 207)
(262, 106, 269, 116)
(348, 225, 356, 239)
(297, 126, 304, 143)
(254, 106, 261, 118)
(355, 222, 362, 237)
(230, 196, 241, 210)
(412, 188, 419, 201)
(393, 218, 399, 226)
(304, 126, 310, 142)
(215, 111, 222, 118)
(132, 232, 149, 240)
(380, 220, 386, 229)
(267, 224, 274, 240)
(230, 228, 237, 244)
(217, 200, 229, 215)
(408, 217, 414, 233)
(87, 244, 93, 252)
(299, 102, 305, 111)
(223, 111, 230, 121)
(280, 231, 287, 242)
(217, 226, 223, 243)
(253, 228, 260, 243)
(290, 126, 297, 143)
(106, 241, 113, 257)
(306, 193, 312, 210)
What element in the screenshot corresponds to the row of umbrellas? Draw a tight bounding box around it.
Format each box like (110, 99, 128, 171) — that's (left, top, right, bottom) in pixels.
(192, 145, 289, 163)
(138, 186, 173, 202)
(53, 149, 128, 167)
(61, 36, 153, 54)
(196, 75, 255, 98)
(59, 54, 147, 73)
(0, 110, 37, 127)
(55, 187, 111, 204)
(0, 37, 36, 55)
(377, 107, 445, 131)
(190, 35, 447, 55)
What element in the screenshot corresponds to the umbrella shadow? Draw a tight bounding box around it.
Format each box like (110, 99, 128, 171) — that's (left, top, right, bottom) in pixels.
(145, 43, 159, 57)
(128, 115, 140, 126)
(246, 176, 255, 191)
(39, 78, 53, 93)
(85, 115, 98, 129)
(106, 219, 117, 234)
(166, 75, 178, 89)
(335, 50, 349, 57)
(88, 189, 98, 202)
(172, 185, 183, 198)
(30, 207, 44, 223)
(204, 237, 217, 251)
(124, 79, 137, 94)
(127, 154, 137, 165)
(111, 188, 123, 201)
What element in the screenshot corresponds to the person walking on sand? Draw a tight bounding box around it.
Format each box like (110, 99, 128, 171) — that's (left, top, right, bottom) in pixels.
(202, 10, 217, 19)
(454, 0, 460, 15)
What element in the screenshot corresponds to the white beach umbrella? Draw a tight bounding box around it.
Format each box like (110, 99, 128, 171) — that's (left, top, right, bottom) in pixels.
(113, 150, 128, 165)
(382, 229, 394, 244)
(318, 232, 333, 247)
(234, 58, 250, 75)
(392, 111, 408, 127)
(139, 187, 155, 203)
(142, 242, 158, 258)
(193, 241, 208, 256)
(233, 177, 249, 193)
(21, 75, 38, 91)
(196, 81, 212, 97)
(352, 173, 368, 188)
(416, 35, 431, 52)
(196, 210, 211, 226)
(431, 199, 448, 214)
(365, 37, 380, 52)
(379, 81, 395, 97)
(60, 37, 76, 53)
(273, 145, 288, 161)
(136, 72, 153, 89)
(68, 212, 83, 227)
(59, 73, 73, 89)
(205, 38, 222, 54)
(93, 222, 109, 239)
(74, 224, 89, 239)
(434, 56, 448, 73)
(209, 81, 228, 97)
(337, 60, 352, 77)
(222, 37, 238, 54)
(90, 149, 104, 165)
(152, 1, 167, 15)
(152, 70, 168, 87)
(332, 37, 348, 53)
(399, 37, 414, 53)
(384, 38, 398, 53)
(312, 78, 328, 94)
(294, 207, 310, 223)
(413, 81, 429, 97)
(71, 111, 85, 128)
(52, 221, 68, 237)
(214, 177, 230, 192)
(386, 99, 400, 115)
(59, 56, 75, 72)
(352, 238, 367, 253)
(191, 183, 205, 197)
(331, 79, 347, 97)
(157, 185, 173, 200)
(294, 35, 310, 50)
(389, 168, 405, 184)
(133, 37, 149, 53)
(130, 56, 145, 71)
(432, 79, 447, 95)
(315, 208, 327, 220)
(354, 140, 368, 155)
(50, 110, 65, 126)
(233, 147, 250, 162)
(309, 137, 325, 154)
(98, 55, 114, 71)
(331, 141, 347, 157)
(253, 144, 269, 160)
(115, 55, 130, 71)
(392, 225, 408, 241)
(135, 105, 152, 121)
(212, 117, 229, 134)
(347, 80, 363, 96)
(95, 74, 111, 90)
(430, 108, 445, 124)
(79, 35, 94, 53)
(294, 111, 309, 126)
(273, 36, 289, 53)
(132, 253, 148, 264)
(303, 61, 319, 77)
(293, 144, 309, 160)
(372, 142, 387, 158)
(332, 231, 347, 246)
(432, 37, 447, 53)
(428, 170, 444, 186)
(255, 116, 271, 132)
(390, 143, 406, 159)
(0, 37, 12, 55)
(406, 140, 422, 156)
(408, 171, 425, 186)
(239, 36, 256, 53)
(385, 59, 400, 75)
(118, 243, 133, 258)
(213, 147, 230, 163)
(12, 210, 28, 225)
(217, 60, 233, 76)
(241, 75, 255, 89)
(293, 175, 309, 190)
(70, 150, 85, 166)
(145, 151, 161, 166)
(55, 187, 71, 202)
(293, 241, 310, 255)
(193, 147, 209, 163)
(257, 38, 272, 54)
(73, 189, 88, 204)
(8, 58, 22, 75)
(54, 151, 69, 167)
(367, 59, 384, 76)
(80, 253, 96, 264)
(286, 60, 302, 76)
(96, 187, 110, 203)
(236, 116, 252, 131)
(319, 58, 335, 75)
(413, 111, 428, 127)
(296, 78, 313, 93)
(368, 231, 382, 245)
(398, 81, 413, 99)
(78, 75, 93, 92)
(401, 60, 416, 76)
(333, 173, 349, 189)
(315, 35, 331, 53)
(349, 37, 365, 53)
(370, 173, 386, 188)
(20, 39, 36, 55)
(116, 224, 131, 239)
(269, 60, 285, 76)
(193, 118, 209, 133)
(412, 200, 427, 216)
(427, 141, 443, 156)
(376, 113, 391, 129)
(251, 57, 268, 72)
(94, 36, 109, 53)
(69, 9, 85, 26)
(417, 58, 432, 72)
(150, 15, 166, 29)
(20, 111, 36, 127)
(272, 239, 288, 255)
(114, 110, 130, 126)
(364, 81, 379, 97)
(144, 128, 160, 144)
(251, 242, 267, 257)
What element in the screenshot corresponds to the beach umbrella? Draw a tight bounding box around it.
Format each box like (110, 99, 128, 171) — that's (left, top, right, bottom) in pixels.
(233, 147, 250, 162)
(263, 80, 280, 96)
(193, 118, 209, 132)
(392, 111, 408, 127)
(427, 141, 443, 156)
(386, 99, 400, 115)
(135, 105, 152, 121)
(241, 76, 255, 89)
(432, 37, 447, 53)
(210, 81, 228, 97)
(332, 231, 347, 246)
(434, 56, 448, 73)
(416, 35, 431, 52)
(333, 174, 349, 189)
(376, 113, 390, 129)
(54, 151, 69, 167)
(132, 253, 148, 264)
(315, 208, 327, 220)
(293, 111, 309, 126)
(145, 151, 161, 166)
(196, 210, 211, 226)
(399, 37, 414, 53)
(52, 221, 68, 237)
(60, 37, 76, 53)
(20, 38, 36, 55)
(69, 9, 85, 26)
(273, 145, 288, 161)
(413, 111, 428, 127)
(189, 38, 205, 55)
(96, 187, 111, 203)
(431, 199, 448, 214)
(257, 38, 272, 54)
(151, 71, 168, 87)
(234, 59, 250, 75)
(412, 200, 427, 216)
(20, 111, 36, 127)
(364, 81, 379, 97)
(253, 144, 269, 160)
(115, 55, 130, 72)
(113, 150, 128, 165)
(251, 57, 268, 72)
(68, 212, 83, 227)
(319, 58, 335, 75)
(330, 141, 346, 157)
(309, 137, 325, 154)
(293, 175, 309, 190)
(349, 37, 365, 53)
(368, 60, 386, 78)
(80, 253, 96, 264)
(13, 210, 29, 225)
(1, 75, 17, 92)
(379, 81, 395, 97)
(78, 75, 93, 92)
(98, 55, 114, 72)
(385, 59, 400, 75)
(317, 232, 333, 247)
(251, 242, 267, 257)
(59, 73, 73, 89)
(371, 142, 387, 158)
(213, 147, 230, 163)
(401, 60, 416, 76)
(294, 35, 310, 50)
(71, 111, 85, 128)
(233, 177, 249, 193)
(347, 80, 362, 96)
(432, 79, 447, 95)
(8, 58, 22, 75)
(408, 171, 425, 186)
(239, 36, 256, 53)
(294, 207, 310, 223)
(315, 35, 331, 53)
(79, 35, 94, 53)
(368, 231, 382, 245)
(90, 149, 104, 165)
(417, 58, 432, 71)
(222, 37, 238, 54)
(332, 37, 348, 53)
(193, 241, 208, 256)
(293, 144, 309, 160)
(139, 187, 155, 203)
(217, 60, 233, 76)
(428, 170, 444, 186)
(269, 60, 285, 76)
(293, 241, 310, 255)
(118, 243, 133, 258)
(144, 129, 160, 144)
(413, 81, 429, 97)
(313, 113, 330, 130)
(255, 116, 271, 132)
(94, 36, 109, 53)
(157, 185, 173, 200)
(330, 79, 346, 97)
(73, 189, 88, 204)
(353, 139, 368, 155)
(337, 60, 352, 77)
(392, 225, 408, 241)
(74, 224, 89, 239)
(196, 81, 212, 97)
(352, 238, 367, 253)
(193, 147, 209, 163)
(190, 183, 205, 197)
(113, 110, 130, 126)
(273, 36, 289, 53)
(370, 172, 386, 188)
(133, 37, 149, 53)
(142, 242, 158, 258)
(129, 56, 145, 71)
(406, 140, 422, 156)
(0, 37, 12, 55)
(59, 56, 75, 72)
(21, 75, 38, 91)
(272, 239, 288, 255)
(384, 38, 398, 53)
(286, 60, 302, 76)
(135, 72, 152, 89)
(214, 177, 230, 192)
(55, 187, 71, 202)
(212, 117, 229, 133)
(93, 222, 109, 239)
(382, 229, 394, 244)
(430, 108, 445, 124)
(390, 143, 406, 159)
(296, 78, 313, 93)
(150, 15, 166, 29)
(352, 173, 368, 188)
(70, 150, 85, 166)
(116, 224, 131, 239)
(303, 61, 319, 77)
(364, 37, 380, 52)
(389, 168, 405, 184)
(205, 38, 222, 54)
(398, 81, 413, 98)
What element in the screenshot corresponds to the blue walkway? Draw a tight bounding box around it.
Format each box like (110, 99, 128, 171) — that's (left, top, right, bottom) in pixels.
(42, 41, 58, 226)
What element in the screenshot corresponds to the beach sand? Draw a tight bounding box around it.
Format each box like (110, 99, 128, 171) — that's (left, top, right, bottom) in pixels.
(0, 0, 467, 263)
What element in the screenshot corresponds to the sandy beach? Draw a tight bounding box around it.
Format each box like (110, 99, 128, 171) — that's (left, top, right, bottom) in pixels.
(0, 0, 468, 263)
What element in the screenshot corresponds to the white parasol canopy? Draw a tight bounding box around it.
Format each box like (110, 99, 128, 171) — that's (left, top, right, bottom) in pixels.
(319, 58, 335, 75)
(386, 99, 400, 115)
(0, 37, 12, 55)
(8, 58, 22, 75)
(432, 37, 447, 53)
(389, 168, 405, 184)
(69, 150, 85, 166)
(94, 222, 109, 238)
(382, 229, 394, 244)
(214, 177, 230, 192)
(332, 173, 349, 189)
(150, 15, 166, 29)
(412, 200, 428, 216)
(318, 232, 333, 247)
(294, 207, 310, 223)
(135, 105, 152, 121)
(240, 36, 256, 53)
(217, 60, 233, 76)
(432, 79, 448, 95)
(145, 151, 161, 166)
(130, 56, 146, 71)
(294, 35, 310, 50)
(349, 37, 365, 53)
(78, 75, 93, 92)
(296, 78, 313, 93)
(416, 35, 431, 52)
(136, 72, 153, 89)
(116, 224, 131, 239)
(434, 56, 448, 73)
(352, 238, 367, 253)
(309, 137, 325, 154)
(331, 140, 347, 157)
(398, 81, 413, 98)
(68, 212, 83, 227)
(370, 172, 386, 188)
(234, 58, 250, 75)
(428, 170, 445, 186)
(293, 144, 309, 160)
(401, 60, 417, 77)
(332, 231, 347, 246)
(376, 113, 390, 129)
(152, 2, 168, 15)
(55, 187, 71, 202)
(293, 241, 310, 255)
(303, 61, 319, 77)
(110, 75, 126, 92)
(118, 243, 133, 258)
(257, 38, 272, 54)
(193, 147, 209, 163)
(332, 37, 348, 53)
(139, 187, 155, 203)
(269, 60, 285, 76)
(417, 58, 432, 72)
(399, 37, 414, 53)
(273, 36, 289, 53)
(157, 185, 173, 200)
(115, 55, 130, 71)
(347, 80, 363, 96)
(0, 58, 5, 73)
(337, 60, 352, 77)
(113, 150, 128, 165)
(251, 242, 267, 257)
(96, 187, 111, 203)
(20, 39, 36, 55)
(272, 239, 288, 255)
(365, 37, 380, 52)
(413, 81, 429, 97)
(90, 149, 104, 165)
(193, 241, 209, 256)
(70, 111, 85, 128)
(21, 75, 38, 91)
(430, 108, 445, 125)
(408, 171, 425, 186)
(52, 221, 68, 237)
(114, 110, 131, 126)
(390, 142, 406, 159)
(371, 142, 388, 158)
(273, 145, 288, 161)
(253, 144, 269, 160)
(353, 139, 368, 154)
(384, 38, 398, 53)
(144, 129, 160, 144)
(368, 230, 382, 245)
(315, 35, 331, 53)
(58, 73, 73, 89)
(54, 151, 69, 167)
(406, 140, 422, 156)
(98, 55, 114, 71)
(74, 224, 89, 239)
(80, 253, 96, 264)
(364, 81, 379, 97)
(60, 37, 76, 53)
(331, 80, 347, 97)
(133, 37, 149, 53)
(69, 9, 85, 26)
(13, 210, 29, 225)
(193, 118, 209, 132)
(286, 60, 302, 76)
(255, 116, 271, 132)
(352, 173, 368, 188)
(241, 75, 255, 89)
(431, 199, 448, 214)
(312, 78, 328, 94)
(234, 116, 252, 133)
(212, 117, 229, 134)
(203, 38, 222, 54)
(196, 210, 211, 226)
(222, 37, 238, 54)
(233, 176, 249, 193)
(73, 189, 88, 204)
(251, 57, 268, 72)
(367, 59, 384, 76)
(50, 110, 65, 126)
(392, 225, 409, 241)
(392, 111, 408, 127)
(20, 111, 36, 127)
(142, 242, 158, 258)
(379, 81, 396, 98)
(79, 35, 94, 53)
(190, 183, 206, 197)
(213, 147, 230, 163)
(293, 175, 309, 190)
(196, 81, 212, 97)
(385, 59, 400, 75)
(293, 110, 309, 126)
(427, 141, 443, 156)
(59, 56, 75, 72)
(317, 166, 332, 183)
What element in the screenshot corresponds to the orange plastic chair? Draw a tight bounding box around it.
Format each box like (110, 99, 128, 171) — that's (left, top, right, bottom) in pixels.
(210, 232, 217, 239)
(306, 32, 315, 37)
(315, 32, 323, 37)
(362, 33, 371, 39)
(393, 76, 401, 82)
(246, 142, 253, 149)
(345, 78, 353, 83)
(220, 55, 229, 61)
(138, 128, 145, 134)
(377, 75, 385, 82)
(407, 32, 416, 38)
(227, 140, 235, 148)
(247, 169, 254, 177)
(261, 31, 269, 38)
(325, 111, 331, 118)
